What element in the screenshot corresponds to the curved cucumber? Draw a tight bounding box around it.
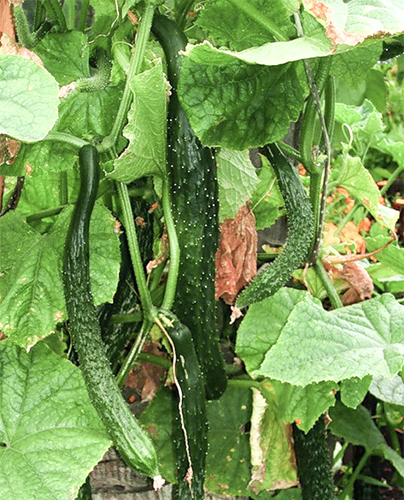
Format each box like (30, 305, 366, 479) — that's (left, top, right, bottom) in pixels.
(63, 145, 161, 480)
(293, 417, 336, 500)
(236, 145, 314, 307)
(152, 14, 227, 400)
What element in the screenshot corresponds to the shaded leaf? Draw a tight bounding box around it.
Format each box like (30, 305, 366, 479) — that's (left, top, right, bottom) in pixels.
(339, 375, 372, 408)
(369, 375, 404, 406)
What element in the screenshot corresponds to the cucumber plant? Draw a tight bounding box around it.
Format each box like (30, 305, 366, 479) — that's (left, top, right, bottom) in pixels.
(0, 2, 403, 500)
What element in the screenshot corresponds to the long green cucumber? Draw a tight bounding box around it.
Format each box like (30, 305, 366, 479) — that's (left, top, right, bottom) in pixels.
(160, 311, 207, 500)
(63, 144, 161, 482)
(293, 416, 336, 500)
(152, 14, 227, 400)
(236, 145, 314, 307)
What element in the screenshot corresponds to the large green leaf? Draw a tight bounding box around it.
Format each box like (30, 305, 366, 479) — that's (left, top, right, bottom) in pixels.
(196, 0, 295, 51)
(217, 149, 259, 222)
(0, 205, 120, 348)
(369, 375, 404, 406)
(0, 341, 111, 500)
(339, 376, 372, 408)
(34, 31, 90, 85)
(0, 54, 59, 142)
(178, 59, 306, 149)
(239, 289, 404, 386)
(329, 401, 404, 478)
(110, 63, 167, 183)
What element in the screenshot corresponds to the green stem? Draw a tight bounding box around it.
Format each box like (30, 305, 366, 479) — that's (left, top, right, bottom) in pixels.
(116, 319, 153, 387)
(43, 132, 89, 149)
(275, 141, 303, 163)
(338, 450, 372, 500)
(227, 378, 261, 391)
(43, 0, 67, 31)
(116, 181, 156, 321)
(78, 0, 90, 31)
(227, 0, 287, 41)
(60, 171, 68, 205)
(14, 5, 36, 48)
(25, 204, 68, 223)
(76, 50, 111, 92)
(101, 2, 155, 152)
(34, 0, 45, 31)
(175, 0, 195, 29)
(137, 352, 171, 370)
(380, 164, 404, 195)
(111, 312, 142, 324)
(64, 0, 75, 30)
(333, 441, 349, 467)
(314, 257, 343, 309)
(161, 178, 180, 311)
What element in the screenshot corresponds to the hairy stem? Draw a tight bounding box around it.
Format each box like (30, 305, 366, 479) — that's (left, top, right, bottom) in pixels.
(78, 0, 90, 31)
(313, 257, 343, 309)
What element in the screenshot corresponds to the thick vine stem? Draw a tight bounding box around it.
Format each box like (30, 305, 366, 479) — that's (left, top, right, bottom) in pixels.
(161, 177, 180, 311)
(116, 181, 157, 323)
(313, 257, 343, 309)
(13, 5, 36, 48)
(101, 2, 155, 151)
(43, 132, 89, 149)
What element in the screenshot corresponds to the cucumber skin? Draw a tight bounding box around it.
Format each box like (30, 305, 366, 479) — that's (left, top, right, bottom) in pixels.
(163, 311, 208, 500)
(236, 146, 314, 308)
(63, 145, 160, 479)
(152, 15, 227, 400)
(293, 417, 336, 500)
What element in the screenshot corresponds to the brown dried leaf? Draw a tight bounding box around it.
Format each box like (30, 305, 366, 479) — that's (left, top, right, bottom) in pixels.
(339, 262, 374, 303)
(0, 0, 15, 40)
(0, 33, 44, 66)
(215, 204, 257, 305)
(125, 341, 167, 402)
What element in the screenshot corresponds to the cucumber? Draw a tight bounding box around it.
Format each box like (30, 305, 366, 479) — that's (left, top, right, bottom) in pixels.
(152, 14, 227, 400)
(63, 144, 161, 481)
(293, 416, 336, 500)
(236, 145, 314, 307)
(159, 311, 207, 500)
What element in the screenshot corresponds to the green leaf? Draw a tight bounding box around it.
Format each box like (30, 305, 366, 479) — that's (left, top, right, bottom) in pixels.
(110, 63, 167, 183)
(370, 375, 404, 406)
(196, 0, 295, 51)
(58, 85, 123, 141)
(330, 43, 383, 89)
(0, 212, 66, 349)
(0, 341, 111, 500)
(292, 266, 326, 300)
(217, 149, 260, 222)
(178, 59, 306, 149)
(367, 236, 404, 276)
(0, 204, 120, 348)
(183, 32, 333, 67)
(272, 489, 302, 500)
(34, 32, 90, 85)
(249, 384, 298, 494)
(236, 288, 309, 374)
(338, 145, 399, 231)
(329, 401, 404, 478)
(339, 375, 372, 408)
(0, 54, 59, 142)
(140, 385, 253, 497)
(271, 380, 337, 433)
(250, 155, 285, 230)
(305, 0, 404, 47)
(12, 142, 77, 176)
(245, 292, 404, 386)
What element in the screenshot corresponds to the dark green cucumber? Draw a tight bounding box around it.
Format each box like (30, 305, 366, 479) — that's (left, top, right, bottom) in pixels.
(160, 311, 207, 500)
(236, 145, 314, 307)
(293, 416, 336, 500)
(152, 15, 227, 400)
(63, 144, 160, 480)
